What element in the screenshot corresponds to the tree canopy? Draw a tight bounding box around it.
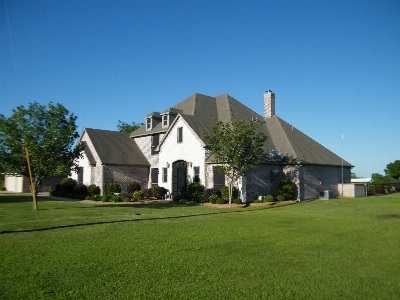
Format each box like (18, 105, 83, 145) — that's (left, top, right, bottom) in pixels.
(384, 160, 400, 180)
(0, 102, 84, 195)
(117, 120, 144, 133)
(205, 113, 267, 204)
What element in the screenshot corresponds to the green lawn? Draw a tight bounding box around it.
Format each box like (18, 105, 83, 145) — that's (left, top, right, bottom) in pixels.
(1, 193, 399, 299)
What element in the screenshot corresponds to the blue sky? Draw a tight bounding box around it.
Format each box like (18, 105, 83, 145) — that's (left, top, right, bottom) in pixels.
(1, 0, 399, 177)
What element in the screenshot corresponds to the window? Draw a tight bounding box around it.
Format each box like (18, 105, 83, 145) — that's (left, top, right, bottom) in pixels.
(151, 168, 159, 186)
(213, 167, 225, 191)
(162, 115, 168, 127)
(162, 167, 168, 182)
(151, 134, 159, 155)
(78, 167, 84, 184)
(194, 167, 200, 183)
(177, 127, 183, 143)
(146, 118, 152, 130)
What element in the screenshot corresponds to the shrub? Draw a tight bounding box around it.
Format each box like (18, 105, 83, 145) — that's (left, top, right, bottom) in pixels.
(127, 181, 141, 196)
(0, 186, 5, 191)
(110, 195, 123, 203)
(209, 194, 219, 204)
(133, 190, 145, 202)
(101, 195, 110, 202)
(50, 190, 59, 196)
(54, 183, 61, 191)
(192, 192, 206, 203)
(87, 184, 100, 196)
(264, 195, 274, 202)
(152, 186, 166, 199)
(232, 198, 242, 204)
(276, 194, 285, 201)
(58, 191, 66, 197)
(66, 193, 74, 199)
(85, 196, 91, 200)
(221, 186, 238, 201)
(60, 178, 76, 193)
(105, 182, 121, 196)
(75, 194, 86, 200)
(144, 188, 152, 199)
(216, 198, 226, 204)
(254, 199, 263, 203)
(205, 188, 221, 202)
(173, 195, 181, 202)
(73, 183, 87, 195)
(91, 195, 102, 201)
(277, 179, 297, 200)
(188, 183, 204, 200)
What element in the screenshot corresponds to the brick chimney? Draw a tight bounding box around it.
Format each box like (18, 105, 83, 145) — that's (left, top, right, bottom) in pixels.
(264, 90, 275, 118)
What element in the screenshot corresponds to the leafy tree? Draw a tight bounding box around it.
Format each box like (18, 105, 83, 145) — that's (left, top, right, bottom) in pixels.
(117, 120, 143, 133)
(205, 113, 267, 204)
(371, 173, 393, 184)
(384, 160, 400, 180)
(0, 102, 84, 196)
(351, 172, 358, 178)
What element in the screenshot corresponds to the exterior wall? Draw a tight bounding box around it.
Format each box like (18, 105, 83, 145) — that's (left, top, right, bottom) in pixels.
(338, 183, 367, 198)
(134, 135, 162, 188)
(245, 164, 284, 201)
(300, 165, 351, 199)
(158, 118, 205, 194)
(70, 152, 92, 186)
(4, 174, 64, 193)
(103, 164, 149, 195)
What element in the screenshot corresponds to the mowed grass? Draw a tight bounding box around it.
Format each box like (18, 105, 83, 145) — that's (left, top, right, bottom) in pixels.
(1, 193, 399, 299)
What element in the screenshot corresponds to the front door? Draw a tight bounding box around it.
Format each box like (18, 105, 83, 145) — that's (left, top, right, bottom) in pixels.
(172, 160, 187, 198)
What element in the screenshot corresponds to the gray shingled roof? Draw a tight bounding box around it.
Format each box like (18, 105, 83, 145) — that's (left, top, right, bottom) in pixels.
(83, 128, 149, 166)
(132, 93, 352, 167)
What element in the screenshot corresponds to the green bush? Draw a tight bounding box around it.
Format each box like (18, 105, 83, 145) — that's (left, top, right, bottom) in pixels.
(277, 179, 297, 200)
(105, 182, 121, 196)
(254, 199, 263, 203)
(60, 178, 76, 193)
(87, 184, 100, 196)
(50, 190, 59, 196)
(91, 195, 102, 201)
(173, 195, 181, 202)
(0, 186, 6, 191)
(216, 198, 226, 204)
(188, 182, 204, 200)
(101, 195, 110, 202)
(221, 186, 238, 201)
(133, 190, 145, 202)
(110, 195, 123, 203)
(144, 188, 152, 198)
(232, 198, 242, 204)
(205, 188, 221, 202)
(276, 195, 285, 201)
(192, 192, 206, 203)
(209, 194, 219, 204)
(85, 196, 91, 200)
(264, 195, 274, 202)
(127, 181, 141, 196)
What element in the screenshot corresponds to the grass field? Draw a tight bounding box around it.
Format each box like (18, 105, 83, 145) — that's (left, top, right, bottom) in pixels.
(1, 193, 399, 299)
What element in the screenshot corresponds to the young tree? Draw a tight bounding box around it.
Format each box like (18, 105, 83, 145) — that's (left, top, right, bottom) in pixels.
(384, 160, 400, 180)
(117, 120, 144, 133)
(0, 102, 84, 196)
(205, 113, 268, 204)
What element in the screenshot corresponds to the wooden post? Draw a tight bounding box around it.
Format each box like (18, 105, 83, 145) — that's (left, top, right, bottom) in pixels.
(25, 148, 38, 211)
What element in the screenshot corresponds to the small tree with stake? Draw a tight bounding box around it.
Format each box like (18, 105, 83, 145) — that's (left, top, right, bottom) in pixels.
(0, 102, 84, 198)
(205, 113, 267, 204)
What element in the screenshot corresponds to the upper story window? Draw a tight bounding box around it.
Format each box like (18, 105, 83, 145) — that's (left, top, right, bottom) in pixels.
(177, 127, 183, 143)
(151, 134, 159, 155)
(162, 115, 169, 128)
(146, 118, 152, 131)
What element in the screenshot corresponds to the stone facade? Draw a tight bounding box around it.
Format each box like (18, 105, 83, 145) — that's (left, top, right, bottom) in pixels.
(103, 164, 149, 195)
(338, 183, 367, 198)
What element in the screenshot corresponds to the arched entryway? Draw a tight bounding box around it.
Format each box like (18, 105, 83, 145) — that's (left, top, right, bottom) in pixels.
(172, 160, 187, 198)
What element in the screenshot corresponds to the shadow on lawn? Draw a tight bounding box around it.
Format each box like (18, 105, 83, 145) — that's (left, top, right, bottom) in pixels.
(0, 202, 299, 235)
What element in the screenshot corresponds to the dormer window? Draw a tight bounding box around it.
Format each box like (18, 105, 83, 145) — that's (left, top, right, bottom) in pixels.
(146, 118, 152, 131)
(162, 115, 169, 128)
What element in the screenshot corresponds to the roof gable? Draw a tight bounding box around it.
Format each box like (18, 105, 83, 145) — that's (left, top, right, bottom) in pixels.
(83, 128, 149, 166)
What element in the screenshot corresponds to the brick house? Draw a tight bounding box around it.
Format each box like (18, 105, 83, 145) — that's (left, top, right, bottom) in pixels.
(72, 91, 352, 200)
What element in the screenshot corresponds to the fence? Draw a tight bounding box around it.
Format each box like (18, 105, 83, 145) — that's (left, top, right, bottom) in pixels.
(367, 182, 400, 196)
